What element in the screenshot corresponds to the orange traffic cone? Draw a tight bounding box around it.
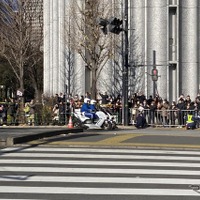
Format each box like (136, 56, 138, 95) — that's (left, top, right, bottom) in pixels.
(68, 116, 73, 128)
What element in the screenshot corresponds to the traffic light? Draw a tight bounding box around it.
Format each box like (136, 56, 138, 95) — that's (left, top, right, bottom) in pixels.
(108, 17, 123, 34)
(98, 18, 108, 35)
(152, 68, 158, 81)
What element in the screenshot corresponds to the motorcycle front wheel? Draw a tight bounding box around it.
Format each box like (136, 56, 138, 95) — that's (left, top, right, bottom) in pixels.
(102, 121, 112, 130)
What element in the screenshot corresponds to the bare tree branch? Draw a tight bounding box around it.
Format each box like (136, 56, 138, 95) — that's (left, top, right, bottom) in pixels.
(0, 0, 43, 101)
(65, 0, 119, 98)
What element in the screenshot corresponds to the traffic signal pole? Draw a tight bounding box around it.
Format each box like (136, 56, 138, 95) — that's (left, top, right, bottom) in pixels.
(98, 1, 129, 125)
(153, 50, 157, 97)
(122, 0, 129, 126)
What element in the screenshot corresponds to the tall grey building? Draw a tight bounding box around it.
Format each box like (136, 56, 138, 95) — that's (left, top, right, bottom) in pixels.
(43, 0, 200, 101)
(129, 0, 200, 102)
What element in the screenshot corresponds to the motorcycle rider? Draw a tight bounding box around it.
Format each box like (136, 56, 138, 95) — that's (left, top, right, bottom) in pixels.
(76, 98, 115, 130)
(81, 98, 97, 122)
(90, 100, 97, 111)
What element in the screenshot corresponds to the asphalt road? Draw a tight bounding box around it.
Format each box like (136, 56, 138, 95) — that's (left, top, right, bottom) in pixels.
(1, 127, 200, 200)
(1, 126, 200, 150)
(22, 126, 200, 150)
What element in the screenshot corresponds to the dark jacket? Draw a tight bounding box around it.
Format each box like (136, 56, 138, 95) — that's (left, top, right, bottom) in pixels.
(135, 113, 146, 128)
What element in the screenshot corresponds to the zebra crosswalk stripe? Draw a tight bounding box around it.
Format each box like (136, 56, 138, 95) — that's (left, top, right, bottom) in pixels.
(0, 186, 198, 196)
(2, 147, 200, 155)
(2, 152, 200, 161)
(1, 159, 200, 168)
(1, 176, 200, 185)
(0, 166, 200, 175)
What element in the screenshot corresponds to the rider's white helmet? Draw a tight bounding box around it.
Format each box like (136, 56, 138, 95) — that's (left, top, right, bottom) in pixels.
(90, 100, 97, 105)
(84, 98, 90, 103)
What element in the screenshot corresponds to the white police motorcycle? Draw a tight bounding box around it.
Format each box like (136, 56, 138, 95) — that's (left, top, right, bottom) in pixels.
(72, 99, 116, 130)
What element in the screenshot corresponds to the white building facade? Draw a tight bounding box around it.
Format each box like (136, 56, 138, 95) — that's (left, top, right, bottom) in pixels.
(43, 0, 200, 101)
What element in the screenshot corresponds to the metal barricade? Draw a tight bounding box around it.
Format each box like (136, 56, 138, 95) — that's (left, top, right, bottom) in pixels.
(1, 100, 199, 128)
(130, 108, 200, 127)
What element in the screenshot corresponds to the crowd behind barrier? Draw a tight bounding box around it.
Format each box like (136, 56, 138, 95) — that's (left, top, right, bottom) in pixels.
(131, 109, 200, 128)
(0, 92, 200, 128)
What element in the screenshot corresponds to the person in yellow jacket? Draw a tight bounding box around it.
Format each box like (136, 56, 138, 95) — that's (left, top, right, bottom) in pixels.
(185, 112, 198, 130)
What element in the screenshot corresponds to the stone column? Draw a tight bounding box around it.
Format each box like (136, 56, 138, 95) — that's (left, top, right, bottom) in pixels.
(129, 0, 146, 94)
(146, 0, 168, 99)
(43, 0, 50, 95)
(52, 0, 59, 95)
(44, 1, 66, 96)
(180, 0, 198, 99)
(58, 0, 65, 94)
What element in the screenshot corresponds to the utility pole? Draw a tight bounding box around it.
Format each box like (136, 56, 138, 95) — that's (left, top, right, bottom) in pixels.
(68, 15, 71, 97)
(122, 0, 129, 126)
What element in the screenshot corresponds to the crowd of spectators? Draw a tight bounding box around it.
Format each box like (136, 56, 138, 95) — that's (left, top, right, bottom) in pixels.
(1, 91, 200, 127)
(128, 93, 200, 127)
(50, 91, 200, 127)
(0, 98, 18, 126)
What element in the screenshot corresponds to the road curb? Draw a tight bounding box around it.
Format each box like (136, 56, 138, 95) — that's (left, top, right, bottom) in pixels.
(0, 128, 83, 147)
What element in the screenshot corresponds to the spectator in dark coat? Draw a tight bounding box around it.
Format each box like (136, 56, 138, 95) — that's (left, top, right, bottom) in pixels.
(135, 112, 147, 128)
(176, 98, 186, 127)
(99, 92, 109, 105)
